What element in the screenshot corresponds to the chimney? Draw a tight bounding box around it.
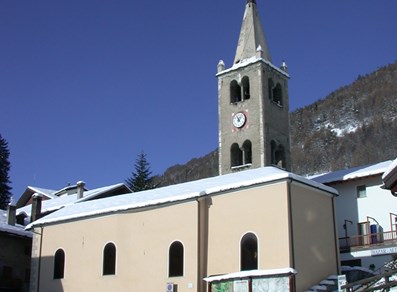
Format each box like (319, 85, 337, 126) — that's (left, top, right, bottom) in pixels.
(77, 181, 85, 200)
(31, 194, 42, 222)
(7, 204, 16, 226)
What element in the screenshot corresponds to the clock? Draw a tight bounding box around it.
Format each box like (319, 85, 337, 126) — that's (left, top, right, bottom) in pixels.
(233, 112, 246, 128)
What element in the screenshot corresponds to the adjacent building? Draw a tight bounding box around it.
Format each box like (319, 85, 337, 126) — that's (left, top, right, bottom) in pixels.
(0, 209, 32, 292)
(313, 160, 397, 270)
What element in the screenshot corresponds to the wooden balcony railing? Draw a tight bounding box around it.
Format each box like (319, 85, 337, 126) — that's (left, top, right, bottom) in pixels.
(339, 230, 397, 251)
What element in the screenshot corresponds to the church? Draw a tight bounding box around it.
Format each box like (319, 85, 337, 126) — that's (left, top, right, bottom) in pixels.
(27, 1, 339, 291)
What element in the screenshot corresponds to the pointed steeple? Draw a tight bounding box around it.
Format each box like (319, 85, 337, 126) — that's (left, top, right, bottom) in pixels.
(234, 0, 271, 64)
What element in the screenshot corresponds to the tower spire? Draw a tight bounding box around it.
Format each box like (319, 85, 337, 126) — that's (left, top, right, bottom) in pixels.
(234, 0, 271, 64)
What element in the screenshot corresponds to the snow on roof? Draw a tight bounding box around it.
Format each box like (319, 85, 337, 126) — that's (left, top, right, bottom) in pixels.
(27, 186, 57, 198)
(0, 210, 32, 238)
(18, 183, 127, 217)
(382, 157, 397, 181)
(27, 167, 337, 229)
(216, 55, 289, 78)
(204, 268, 297, 283)
(311, 161, 392, 184)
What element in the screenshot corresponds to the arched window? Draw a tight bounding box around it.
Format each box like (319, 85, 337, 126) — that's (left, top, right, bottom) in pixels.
(242, 140, 252, 165)
(53, 249, 65, 279)
(230, 80, 242, 103)
(103, 243, 116, 275)
(273, 83, 283, 106)
(268, 78, 274, 100)
(242, 76, 250, 100)
(241, 233, 258, 271)
(271, 141, 286, 169)
(169, 241, 184, 277)
(231, 143, 243, 167)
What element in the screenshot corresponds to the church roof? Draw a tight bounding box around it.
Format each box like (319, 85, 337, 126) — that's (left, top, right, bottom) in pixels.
(234, 0, 271, 64)
(27, 167, 337, 229)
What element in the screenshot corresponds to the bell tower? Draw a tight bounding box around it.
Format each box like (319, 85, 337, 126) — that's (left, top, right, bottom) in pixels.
(217, 0, 291, 175)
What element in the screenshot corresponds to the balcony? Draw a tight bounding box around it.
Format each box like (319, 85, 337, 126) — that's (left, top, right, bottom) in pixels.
(339, 230, 397, 253)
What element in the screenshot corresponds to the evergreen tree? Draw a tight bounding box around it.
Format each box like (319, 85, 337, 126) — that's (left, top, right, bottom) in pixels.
(0, 134, 12, 209)
(126, 151, 157, 192)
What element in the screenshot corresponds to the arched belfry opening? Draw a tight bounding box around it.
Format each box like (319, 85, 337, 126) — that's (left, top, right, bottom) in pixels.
(230, 80, 242, 103)
(271, 140, 286, 169)
(242, 76, 250, 100)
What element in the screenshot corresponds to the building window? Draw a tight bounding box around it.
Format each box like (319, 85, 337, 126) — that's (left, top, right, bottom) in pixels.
(241, 233, 258, 271)
(230, 80, 242, 103)
(271, 141, 286, 169)
(268, 79, 283, 106)
(273, 83, 283, 106)
(103, 243, 116, 276)
(242, 140, 252, 165)
(169, 241, 184, 277)
(242, 76, 250, 100)
(357, 185, 367, 198)
(53, 249, 65, 279)
(268, 78, 274, 100)
(231, 143, 243, 167)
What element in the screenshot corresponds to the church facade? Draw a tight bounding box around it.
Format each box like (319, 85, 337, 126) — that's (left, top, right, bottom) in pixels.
(28, 168, 339, 292)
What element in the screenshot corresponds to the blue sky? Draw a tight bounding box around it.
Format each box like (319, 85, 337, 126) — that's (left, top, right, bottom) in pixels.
(1, 0, 396, 201)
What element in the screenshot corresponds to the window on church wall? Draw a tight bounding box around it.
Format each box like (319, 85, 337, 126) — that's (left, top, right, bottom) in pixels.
(275, 147, 286, 168)
(53, 249, 65, 279)
(268, 78, 274, 100)
(242, 76, 250, 100)
(271, 141, 286, 169)
(272, 83, 283, 106)
(240, 233, 258, 271)
(169, 241, 184, 277)
(242, 140, 252, 164)
(231, 143, 243, 167)
(103, 243, 116, 276)
(230, 80, 242, 103)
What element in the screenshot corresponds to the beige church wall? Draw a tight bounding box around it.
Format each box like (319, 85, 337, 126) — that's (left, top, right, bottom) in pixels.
(289, 182, 339, 291)
(206, 181, 291, 277)
(35, 201, 199, 292)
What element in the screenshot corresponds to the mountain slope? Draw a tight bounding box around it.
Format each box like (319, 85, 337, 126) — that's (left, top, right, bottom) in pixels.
(291, 61, 397, 175)
(157, 60, 397, 185)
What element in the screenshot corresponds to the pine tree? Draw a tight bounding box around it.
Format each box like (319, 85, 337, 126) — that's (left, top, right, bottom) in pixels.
(125, 151, 157, 192)
(0, 134, 12, 209)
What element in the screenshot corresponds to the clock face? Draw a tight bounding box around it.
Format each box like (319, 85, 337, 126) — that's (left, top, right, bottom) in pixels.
(233, 112, 246, 128)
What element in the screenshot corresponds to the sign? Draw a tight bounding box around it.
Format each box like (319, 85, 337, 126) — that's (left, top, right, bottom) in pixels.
(371, 246, 397, 256)
(338, 275, 347, 292)
(234, 280, 249, 292)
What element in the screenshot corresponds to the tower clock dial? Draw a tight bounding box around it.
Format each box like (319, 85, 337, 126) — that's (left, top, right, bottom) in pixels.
(232, 112, 246, 128)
